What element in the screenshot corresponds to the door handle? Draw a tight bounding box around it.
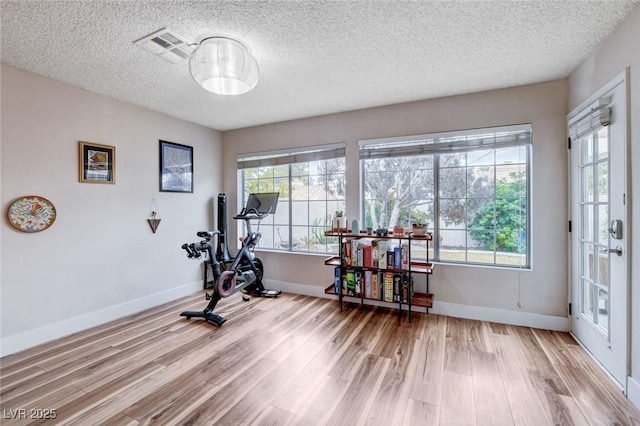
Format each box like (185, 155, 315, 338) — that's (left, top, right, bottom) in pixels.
(609, 246, 623, 256)
(600, 246, 623, 256)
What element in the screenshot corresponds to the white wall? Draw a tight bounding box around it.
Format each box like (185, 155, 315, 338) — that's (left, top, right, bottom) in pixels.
(0, 65, 223, 356)
(568, 4, 640, 408)
(222, 79, 569, 330)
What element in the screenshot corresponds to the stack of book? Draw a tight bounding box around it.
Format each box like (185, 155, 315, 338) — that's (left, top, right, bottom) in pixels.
(342, 239, 410, 270)
(336, 266, 412, 303)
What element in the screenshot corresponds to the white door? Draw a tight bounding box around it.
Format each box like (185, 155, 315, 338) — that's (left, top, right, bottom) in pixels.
(569, 73, 628, 389)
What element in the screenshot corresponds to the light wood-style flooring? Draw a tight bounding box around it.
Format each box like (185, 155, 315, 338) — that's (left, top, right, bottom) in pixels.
(1, 291, 639, 425)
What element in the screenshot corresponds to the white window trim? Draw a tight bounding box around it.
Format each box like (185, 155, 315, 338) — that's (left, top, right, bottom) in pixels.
(359, 124, 532, 269)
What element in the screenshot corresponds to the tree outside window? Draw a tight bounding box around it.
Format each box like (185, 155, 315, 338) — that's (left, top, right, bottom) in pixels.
(361, 125, 531, 268)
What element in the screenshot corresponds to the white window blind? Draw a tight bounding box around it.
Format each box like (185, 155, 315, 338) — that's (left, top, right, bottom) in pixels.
(359, 124, 532, 159)
(568, 96, 612, 140)
(238, 143, 345, 169)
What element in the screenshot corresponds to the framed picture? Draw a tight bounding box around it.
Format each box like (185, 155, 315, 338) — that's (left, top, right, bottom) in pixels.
(79, 141, 115, 184)
(159, 140, 193, 193)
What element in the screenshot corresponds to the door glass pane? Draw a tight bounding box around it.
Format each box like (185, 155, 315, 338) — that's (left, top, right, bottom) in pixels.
(596, 127, 608, 160)
(583, 205, 594, 241)
(583, 243, 594, 281)
(597, 161, 608, 198)
(584, 134, 594, 163)
(597, 204, 609, 243)
(583, 165, 594, 202)
(597, 249, 609, 288)
(597, 288, 609, 330)
(582, 279, 593, 318)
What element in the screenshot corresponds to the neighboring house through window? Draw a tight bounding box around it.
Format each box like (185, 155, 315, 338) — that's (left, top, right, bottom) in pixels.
(238, 144, 346, 254)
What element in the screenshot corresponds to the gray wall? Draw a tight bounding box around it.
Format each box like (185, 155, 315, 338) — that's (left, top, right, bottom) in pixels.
(222, 79, 569, 326)
(0, 64, 223, 355)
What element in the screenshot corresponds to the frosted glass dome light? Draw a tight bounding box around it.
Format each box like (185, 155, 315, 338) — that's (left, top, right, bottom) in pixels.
(189, 37, 259, 95)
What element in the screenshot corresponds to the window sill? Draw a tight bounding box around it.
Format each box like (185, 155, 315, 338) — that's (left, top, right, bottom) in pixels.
(253, 248, 335, 259)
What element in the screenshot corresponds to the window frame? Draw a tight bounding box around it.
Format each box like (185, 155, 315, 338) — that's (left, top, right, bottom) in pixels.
(237, 143, 346, 255)
(359, 124, 532, 269)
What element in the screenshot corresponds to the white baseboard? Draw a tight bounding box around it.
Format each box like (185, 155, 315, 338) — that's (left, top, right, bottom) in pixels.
(0, 281, 201, 357)
(432, 300, 570, 331)
(265, 279, 570, 331)
(267, 279, 330, 298)
(628, 376, 640, 410)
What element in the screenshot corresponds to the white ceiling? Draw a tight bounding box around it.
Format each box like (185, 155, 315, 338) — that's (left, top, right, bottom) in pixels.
(1, 1, 637, 131)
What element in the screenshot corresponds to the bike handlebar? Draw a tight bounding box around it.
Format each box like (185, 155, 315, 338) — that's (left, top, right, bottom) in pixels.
(234, 207, 271, 220)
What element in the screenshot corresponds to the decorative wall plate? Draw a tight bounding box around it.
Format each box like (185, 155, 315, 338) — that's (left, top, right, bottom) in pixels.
(7, 195, 57, 232)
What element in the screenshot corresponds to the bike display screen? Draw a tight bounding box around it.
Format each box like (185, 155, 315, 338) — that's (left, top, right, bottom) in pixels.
(244, 192, 279, 215)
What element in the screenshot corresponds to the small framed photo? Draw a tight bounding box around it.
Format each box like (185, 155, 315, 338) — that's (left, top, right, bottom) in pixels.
(159, 140, 193, 193)
(79, 141, 116, 184)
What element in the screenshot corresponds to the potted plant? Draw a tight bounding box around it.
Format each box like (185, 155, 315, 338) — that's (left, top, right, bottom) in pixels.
(411, 222, 428, 236)
(393, 225, 405, 235)
(333, 211, 347, 231)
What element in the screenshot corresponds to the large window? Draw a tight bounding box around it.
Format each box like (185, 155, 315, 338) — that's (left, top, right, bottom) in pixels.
(360, 124, 531, 268)
(238, 144, 345, 254)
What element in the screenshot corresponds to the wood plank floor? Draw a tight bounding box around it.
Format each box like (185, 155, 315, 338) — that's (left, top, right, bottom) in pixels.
(1, 291, 640, 425)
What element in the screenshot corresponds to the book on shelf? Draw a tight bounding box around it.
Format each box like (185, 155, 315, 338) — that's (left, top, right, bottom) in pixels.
(356, 241, 362, 267)
(401, 243, 409, 270)
(346, 269, 356, 296)
(401, 273, 411, 303)
(371, 271, 379, 299)
(364, 270, 372, 298)
(371, 240, 379, 268)
(386, 250, 394, 270)
(378, 240, 387, 269)
(334, 266, 341, 294)
(363, 244, 372, 268)
(343, 241, 352, 266)
(393, 246, 402, 270)
(384, 272, 394, 302)
(393, 273, 402, 302)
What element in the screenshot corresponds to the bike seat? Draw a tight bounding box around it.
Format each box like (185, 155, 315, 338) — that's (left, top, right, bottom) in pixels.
(197, 230, 221, 239)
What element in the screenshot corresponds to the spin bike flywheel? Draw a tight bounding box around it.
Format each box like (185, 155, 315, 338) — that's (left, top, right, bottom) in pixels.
(217, 258, 263, 298)
(216, 270, 236, 298)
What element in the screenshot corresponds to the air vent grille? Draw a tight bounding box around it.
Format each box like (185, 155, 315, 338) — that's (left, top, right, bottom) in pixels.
(134, 28, 194, 64)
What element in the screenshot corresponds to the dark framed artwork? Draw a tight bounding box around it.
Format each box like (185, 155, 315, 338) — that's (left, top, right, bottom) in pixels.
(159, 140, 193, 193)
(79, 141, 116, 184)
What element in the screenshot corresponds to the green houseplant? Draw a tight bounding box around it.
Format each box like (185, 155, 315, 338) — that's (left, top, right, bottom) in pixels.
(333, 211, 347, 231)
(411, 222, 428, 236)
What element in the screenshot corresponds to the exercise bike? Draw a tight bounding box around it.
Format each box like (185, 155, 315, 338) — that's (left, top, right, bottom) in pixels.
(180, 192, 281, 326)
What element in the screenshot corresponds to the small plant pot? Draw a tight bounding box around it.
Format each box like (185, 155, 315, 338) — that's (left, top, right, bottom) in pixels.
(412, 224, 428, 236)
(333, 216, 347, 231)
(393, 226, 405, 235)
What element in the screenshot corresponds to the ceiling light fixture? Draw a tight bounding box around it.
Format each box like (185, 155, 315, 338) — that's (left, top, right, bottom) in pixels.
(189, 37, 259, 96)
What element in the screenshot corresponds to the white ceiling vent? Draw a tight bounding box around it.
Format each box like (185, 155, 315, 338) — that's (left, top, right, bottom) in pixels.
(134, 28, 194, 64)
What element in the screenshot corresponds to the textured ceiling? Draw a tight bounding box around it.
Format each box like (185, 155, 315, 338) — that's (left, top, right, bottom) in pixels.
(1, 1, 637, 131)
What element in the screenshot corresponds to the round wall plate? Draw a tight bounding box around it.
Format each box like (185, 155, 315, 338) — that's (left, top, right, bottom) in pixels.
(7, 195, 57, 232)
